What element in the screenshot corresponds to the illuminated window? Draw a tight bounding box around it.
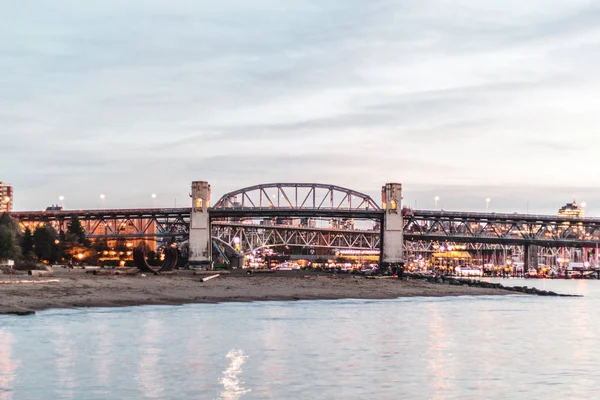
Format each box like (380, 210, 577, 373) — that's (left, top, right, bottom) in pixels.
(196, 198, 203, 209)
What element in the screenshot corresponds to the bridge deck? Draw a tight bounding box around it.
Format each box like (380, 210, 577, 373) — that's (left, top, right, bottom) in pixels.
(10, 207, 600, 247)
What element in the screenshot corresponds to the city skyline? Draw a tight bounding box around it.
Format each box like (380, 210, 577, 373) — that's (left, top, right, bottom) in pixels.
(3, 1, 600, 213)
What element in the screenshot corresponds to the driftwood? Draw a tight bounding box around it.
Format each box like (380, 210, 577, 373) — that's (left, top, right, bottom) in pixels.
(365, 276, 396, 280)
(246, 269, 275, 274)
(200, 274, 220, 283)
(193, 270, 230, 276)
(28, 270, 53, 277)
(155, 271, 177, 276)
(0, 279, 60, 285)
(93, 268, 138, 276)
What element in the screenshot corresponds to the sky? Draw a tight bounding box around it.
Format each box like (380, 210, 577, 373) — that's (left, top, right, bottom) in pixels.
(2, 0, 600, 214)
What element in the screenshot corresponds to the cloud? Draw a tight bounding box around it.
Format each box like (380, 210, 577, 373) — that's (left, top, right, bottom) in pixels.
(2, 0, 600, 213)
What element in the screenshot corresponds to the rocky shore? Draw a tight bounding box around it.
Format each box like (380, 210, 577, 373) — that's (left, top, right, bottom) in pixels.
(0, 268, 573, 316)
(405, 273, 581, 297)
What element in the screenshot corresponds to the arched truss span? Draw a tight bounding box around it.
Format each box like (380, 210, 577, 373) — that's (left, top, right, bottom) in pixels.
(213, 183, 381, 211)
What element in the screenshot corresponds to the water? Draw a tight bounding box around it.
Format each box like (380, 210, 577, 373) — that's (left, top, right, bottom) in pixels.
(1, 280, 600, 399)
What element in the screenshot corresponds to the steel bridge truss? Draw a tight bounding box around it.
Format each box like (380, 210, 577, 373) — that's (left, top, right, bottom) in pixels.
(404, 211, 600, 247)
(212, 223, 380, 254)
(213, 183, 381, 211)
(13, 208, 190, 242)
(12, 208, 600, 250)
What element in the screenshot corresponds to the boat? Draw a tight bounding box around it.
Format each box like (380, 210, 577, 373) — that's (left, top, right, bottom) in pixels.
(271, 262, 301, 271)
(455, 266, 483, 277)
(526, 269, 538, 278)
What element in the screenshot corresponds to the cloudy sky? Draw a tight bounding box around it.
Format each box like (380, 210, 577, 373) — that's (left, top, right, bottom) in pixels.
(2, 0, 600, 214)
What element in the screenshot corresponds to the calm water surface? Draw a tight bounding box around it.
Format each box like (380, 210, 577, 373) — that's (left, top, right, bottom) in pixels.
(1, 279, 600, 399)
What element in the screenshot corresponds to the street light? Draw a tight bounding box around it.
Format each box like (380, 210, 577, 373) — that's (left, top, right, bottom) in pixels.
(152, 193, 157, 208)
(58, 196, 65, 209)
(434, 196, 440, 210)
(100, 194, 106, 209)
(486, 198, 491, 212)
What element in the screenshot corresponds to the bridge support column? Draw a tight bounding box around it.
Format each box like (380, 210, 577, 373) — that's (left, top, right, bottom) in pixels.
(523, 244, 538, 275)
(524, 244, 529, 274)
(189, 181, 212, 268)
(381, 183, 404, 274)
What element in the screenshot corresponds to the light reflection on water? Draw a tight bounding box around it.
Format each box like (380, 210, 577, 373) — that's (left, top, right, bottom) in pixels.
(51, 324, 76, 400)
(1, 280, 600, 399)
(0, 330, 16, 400)
(219, 350, 250, 400)
(136, 315, 165, 399)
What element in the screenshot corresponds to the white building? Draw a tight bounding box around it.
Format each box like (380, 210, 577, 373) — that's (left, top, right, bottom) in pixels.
(0, 182, 13, 213)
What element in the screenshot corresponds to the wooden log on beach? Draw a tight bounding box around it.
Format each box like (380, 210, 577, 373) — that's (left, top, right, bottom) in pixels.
(28, 270, 53, 277)
(193, 270, 230, 276)
(93, 269, 116, 276)
(155, 271, 177, 276)
(246, 269, 276, 274)
(93, 268, 138, 276)
(0, 279, 60, 285)
(115, 269, 139, 276)
(200, 274, 220, 283)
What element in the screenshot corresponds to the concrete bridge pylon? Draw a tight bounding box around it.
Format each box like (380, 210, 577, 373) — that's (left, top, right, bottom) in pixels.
(189, 181, 212, 268)
(381, 183, 404, 266)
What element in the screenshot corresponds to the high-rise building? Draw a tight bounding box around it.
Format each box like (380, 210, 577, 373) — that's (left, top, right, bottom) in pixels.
(0, 182, 13, 213)
(558, 201, 584, 219)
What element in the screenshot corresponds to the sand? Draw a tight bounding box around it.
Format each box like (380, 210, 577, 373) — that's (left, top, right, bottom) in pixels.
(0, 269, 515, 315)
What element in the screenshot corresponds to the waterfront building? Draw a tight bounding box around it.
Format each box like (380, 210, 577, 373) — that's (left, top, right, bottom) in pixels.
(330, 218, 355, 230)
(0, 182, 13, 213)
(558, 201, 585, 218)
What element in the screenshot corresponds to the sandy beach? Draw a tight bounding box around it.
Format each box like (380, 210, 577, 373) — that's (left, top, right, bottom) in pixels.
(0, 269, 515, 315)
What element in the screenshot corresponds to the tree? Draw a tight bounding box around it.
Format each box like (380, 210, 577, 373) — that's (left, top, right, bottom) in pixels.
(0, 214, 20, 261)
(21, 227, 34, 260)
(0, 225, 19, 260)
(33, 226, 60, 263)
(67, 217, 89, 246)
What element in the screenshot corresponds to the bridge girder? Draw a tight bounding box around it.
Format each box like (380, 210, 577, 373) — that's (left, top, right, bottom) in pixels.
(212, 223, 380, 255)
(213, 183, 381, 212)
(10, 208, 600, 248)
(404, 212, 600, 247)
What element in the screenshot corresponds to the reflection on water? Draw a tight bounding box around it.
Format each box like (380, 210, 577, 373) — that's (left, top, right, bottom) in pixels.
(3, 281, 600, 399)
(91, 319, 113, 389)
(425, 303, 451, 400)
(0, 330, 16, 400)
(136, 314, 164, 400)
(51, 324, 76, 400)
(219, 350, 250, 400)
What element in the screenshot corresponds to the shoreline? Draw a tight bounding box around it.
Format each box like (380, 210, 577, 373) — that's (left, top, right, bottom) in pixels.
(0, 269, 521, 316)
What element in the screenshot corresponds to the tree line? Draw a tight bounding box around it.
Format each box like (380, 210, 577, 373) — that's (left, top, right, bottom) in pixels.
(0, 213, 92, 264)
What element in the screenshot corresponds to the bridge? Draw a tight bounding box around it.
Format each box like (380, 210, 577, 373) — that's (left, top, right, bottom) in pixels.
(9, 180, 600, 267)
